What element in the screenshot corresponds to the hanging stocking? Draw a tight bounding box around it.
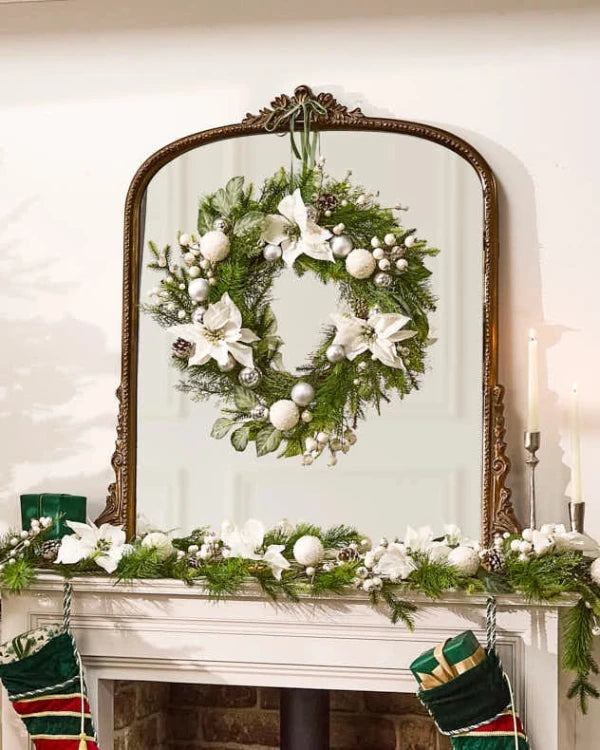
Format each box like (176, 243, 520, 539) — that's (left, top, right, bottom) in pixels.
(410, 598, 530, 749)
(0, 582, 99, 749)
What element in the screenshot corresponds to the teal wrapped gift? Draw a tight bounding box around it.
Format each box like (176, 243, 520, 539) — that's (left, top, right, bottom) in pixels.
(20, 493, 87, 540)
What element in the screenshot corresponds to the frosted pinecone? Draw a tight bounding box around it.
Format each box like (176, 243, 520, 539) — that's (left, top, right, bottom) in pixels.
(41, 540, 61, 562)
(172, 338, 195, 359)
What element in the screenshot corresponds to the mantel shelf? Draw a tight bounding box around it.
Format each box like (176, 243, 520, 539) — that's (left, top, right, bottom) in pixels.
(11, 572, 577, 609)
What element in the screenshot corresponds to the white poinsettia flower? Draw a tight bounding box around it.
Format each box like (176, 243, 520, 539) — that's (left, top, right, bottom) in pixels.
(263, 544, 291, 580)
(169, 292, 259, 368)
(531, 529, 554, 556)
(55, 520, 131, 574)
(405, 525, 434, 554)
(331, 311, 416, 369)
(261, 189, 333, 267)
(220, 519, 265, 560)
(374, 543, 416, 582)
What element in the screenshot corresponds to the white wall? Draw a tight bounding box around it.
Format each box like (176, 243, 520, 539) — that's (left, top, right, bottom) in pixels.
(2, 0, 600, 740)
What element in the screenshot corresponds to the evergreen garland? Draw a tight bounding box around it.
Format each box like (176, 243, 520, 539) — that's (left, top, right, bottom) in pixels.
(2, 519, 600, 713)
(143, 164, 438, 464)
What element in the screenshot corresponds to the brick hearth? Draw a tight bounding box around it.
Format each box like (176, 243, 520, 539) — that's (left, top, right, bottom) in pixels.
(113, 682, 452, 750)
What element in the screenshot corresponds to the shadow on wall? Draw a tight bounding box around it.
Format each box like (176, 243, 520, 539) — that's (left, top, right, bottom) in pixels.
(1, 0, 600, 35)
(1, 201, 118, 523)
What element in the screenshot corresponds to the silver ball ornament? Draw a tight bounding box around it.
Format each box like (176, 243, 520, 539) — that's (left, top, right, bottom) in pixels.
(238, 367, 262, 388)
(330, 235, 353, 258)
(390, 246, 405, 260)
(326, 344, 346, 363)
(213, 217, 228, 231)
(219, 354, 236, 372)
(188, 266, 201, 278)
(263, 244, 283, 261)
(374, 272, 393, 288)
(301, 410, 313, 423)
(188, 278, 210, 302)
(291, 382, 315, 407)
(251, 404, 269, 421)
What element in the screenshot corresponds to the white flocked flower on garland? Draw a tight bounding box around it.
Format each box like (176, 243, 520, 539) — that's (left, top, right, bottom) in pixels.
(143, 158, 439, 466)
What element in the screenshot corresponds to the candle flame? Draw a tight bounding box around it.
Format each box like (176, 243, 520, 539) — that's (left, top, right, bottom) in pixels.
(573, 381, 578, 394)
(529, 328, 537, 341)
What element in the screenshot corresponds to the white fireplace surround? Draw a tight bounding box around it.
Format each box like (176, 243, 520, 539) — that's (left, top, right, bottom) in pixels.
(1, 575, 576, 749)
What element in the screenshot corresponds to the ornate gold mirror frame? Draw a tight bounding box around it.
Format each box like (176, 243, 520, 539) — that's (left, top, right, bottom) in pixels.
(96, 85, 521, 545)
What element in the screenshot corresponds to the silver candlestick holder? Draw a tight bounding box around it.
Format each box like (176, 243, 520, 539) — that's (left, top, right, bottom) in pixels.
(569, 501, 585, 534)
(524, 431, 540, 530)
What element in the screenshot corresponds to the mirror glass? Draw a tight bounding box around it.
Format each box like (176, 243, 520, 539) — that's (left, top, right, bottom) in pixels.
(136, 131, 483, 541)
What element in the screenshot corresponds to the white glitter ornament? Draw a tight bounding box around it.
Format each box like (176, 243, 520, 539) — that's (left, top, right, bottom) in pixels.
(326, 344, 346, 362)
(346, 248, 376, 279)
(188, 278, 210, 302)
(200, 230, 230, 262)
(269, 399, 300, 430)
(293, 535, 324, 566)
(447, 546, 480, 576)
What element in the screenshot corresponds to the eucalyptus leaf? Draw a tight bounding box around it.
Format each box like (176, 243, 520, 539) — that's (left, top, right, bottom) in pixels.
(231, 424, 251, 452)
(256, 426, 283, 457)
(234, 211, 264, 236)
(233, 386, 258, 411)
(212, 188, 230, 216)
(197, 205, 215, 234)
(210, 417, 236, 439)
(226, 176, 245, 206)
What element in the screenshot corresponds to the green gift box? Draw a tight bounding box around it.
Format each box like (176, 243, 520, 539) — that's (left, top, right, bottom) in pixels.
(410, 630, 484, 690)
(20, 493, 87, 541)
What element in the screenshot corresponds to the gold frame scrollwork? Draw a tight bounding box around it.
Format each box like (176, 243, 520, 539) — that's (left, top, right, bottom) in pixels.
(96, 85, 521, 545)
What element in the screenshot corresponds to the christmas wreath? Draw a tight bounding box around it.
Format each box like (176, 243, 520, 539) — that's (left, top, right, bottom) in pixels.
(144, 162, 438, 464)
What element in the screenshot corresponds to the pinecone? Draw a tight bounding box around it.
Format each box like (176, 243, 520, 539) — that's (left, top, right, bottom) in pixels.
(172, 338, 195, 359)
(41, 540, 61, 562)
(337, 546, 360, 563)
(481, 548, 504, 572)
(318, 193, 339, 212)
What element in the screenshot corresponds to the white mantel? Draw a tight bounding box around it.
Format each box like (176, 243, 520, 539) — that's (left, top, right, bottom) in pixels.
(1, 575, 576, 749)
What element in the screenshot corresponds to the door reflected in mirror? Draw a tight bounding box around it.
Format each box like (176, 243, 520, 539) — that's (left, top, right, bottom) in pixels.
(136, 131, 483, 541)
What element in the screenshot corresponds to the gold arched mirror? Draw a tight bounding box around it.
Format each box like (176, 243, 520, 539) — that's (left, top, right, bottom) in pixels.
(97, 86, 520, 545)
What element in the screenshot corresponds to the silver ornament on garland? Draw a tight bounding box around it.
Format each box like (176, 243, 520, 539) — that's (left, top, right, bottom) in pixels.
(301, 410, 313, 423)
(291, 381, 315, 407)
(374, 272, 393, 288)
(326, 344, 346, 363)
(188, 277, 210, 302)
(263, 244, 283, 261)
(238, 367, 262, 388)
(330, 235, 353, 258)
(219, 354, 236, 372)
(251, 404, 269, 421)
(213, 217, 228, 231)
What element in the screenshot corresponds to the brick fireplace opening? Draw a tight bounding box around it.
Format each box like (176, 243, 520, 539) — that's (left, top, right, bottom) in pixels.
(113, 682, 451, 750)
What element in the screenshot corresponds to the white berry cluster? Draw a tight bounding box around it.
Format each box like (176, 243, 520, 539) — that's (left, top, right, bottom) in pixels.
(186, 530, 220, 563)
(0, 516, 53, 571)
(507, 524, 581, 561)
(148, 222, 230, 322)
(303, 428, 357, 467)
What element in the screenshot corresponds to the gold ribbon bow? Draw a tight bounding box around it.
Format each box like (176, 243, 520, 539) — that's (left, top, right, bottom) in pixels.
(416, 640, 485, 691)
